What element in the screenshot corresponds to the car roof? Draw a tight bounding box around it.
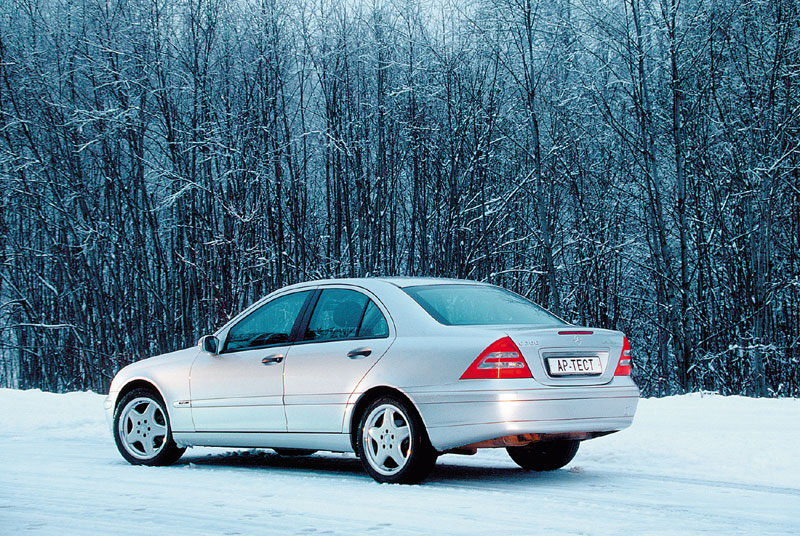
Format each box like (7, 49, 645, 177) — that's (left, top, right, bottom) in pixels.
(305, 276, 487, 289)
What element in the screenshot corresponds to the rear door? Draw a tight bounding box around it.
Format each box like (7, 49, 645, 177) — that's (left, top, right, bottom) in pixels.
(283, 287, 395, 432)
(189, 290, 313, 432)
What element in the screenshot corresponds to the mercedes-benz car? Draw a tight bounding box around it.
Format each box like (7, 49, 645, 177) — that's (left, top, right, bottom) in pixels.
(106, 277, 638, 483)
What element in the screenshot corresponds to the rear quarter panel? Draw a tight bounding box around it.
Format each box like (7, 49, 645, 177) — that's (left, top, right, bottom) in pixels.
(348, 328, 508, 435)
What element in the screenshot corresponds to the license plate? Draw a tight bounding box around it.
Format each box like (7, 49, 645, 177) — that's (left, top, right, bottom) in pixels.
(547, 356, 603, 376)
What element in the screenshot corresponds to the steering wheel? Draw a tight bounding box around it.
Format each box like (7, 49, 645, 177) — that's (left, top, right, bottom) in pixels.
(244, 332, 288, 348)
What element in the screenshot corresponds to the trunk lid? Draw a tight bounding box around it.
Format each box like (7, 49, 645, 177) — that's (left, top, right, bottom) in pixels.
(505, 326, 625, 386)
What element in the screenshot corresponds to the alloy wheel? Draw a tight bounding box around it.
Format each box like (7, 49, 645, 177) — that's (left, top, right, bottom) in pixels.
(117, 397, 168, 460)
(362, 403, 413, 476)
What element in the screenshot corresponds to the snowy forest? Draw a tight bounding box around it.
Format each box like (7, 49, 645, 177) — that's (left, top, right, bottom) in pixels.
(0, 0, 798, 397)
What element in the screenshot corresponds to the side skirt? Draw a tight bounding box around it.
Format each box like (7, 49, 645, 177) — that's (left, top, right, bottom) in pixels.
(172, 431, 354, 453)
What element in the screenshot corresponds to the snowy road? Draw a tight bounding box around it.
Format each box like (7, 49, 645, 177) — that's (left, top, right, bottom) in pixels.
(1, 390, 798, 535)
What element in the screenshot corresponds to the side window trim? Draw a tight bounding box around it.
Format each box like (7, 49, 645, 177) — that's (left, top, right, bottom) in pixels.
(292, 289, 322, 344)
(354, 299, 370, 337)
(220, 290, 316, 353)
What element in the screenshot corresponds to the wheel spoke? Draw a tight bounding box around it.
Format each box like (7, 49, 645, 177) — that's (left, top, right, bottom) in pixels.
(143, 402, 158, 422)
(141, 437, 155, 456)
(395, 424, 410, 442)
(367, 427, 382, 442)
(125, 427, 139, 443)
(150, 421, 167, 436)
(376, 449, 392, 467)
(394, 441, 408, 463)
(382, 408, 394, 429)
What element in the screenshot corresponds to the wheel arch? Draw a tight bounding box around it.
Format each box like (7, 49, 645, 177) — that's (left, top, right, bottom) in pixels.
(115, 378, 168, 412)
(348, 386, 427, 453)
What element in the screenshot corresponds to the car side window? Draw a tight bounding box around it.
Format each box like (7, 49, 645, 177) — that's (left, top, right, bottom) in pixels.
(304, 289, 389, 342)
(224, 290, 311, 352)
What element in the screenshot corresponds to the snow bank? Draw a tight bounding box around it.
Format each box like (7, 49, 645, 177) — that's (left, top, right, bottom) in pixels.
(582, 393, 800, 489)
(0, 389, 107, 439)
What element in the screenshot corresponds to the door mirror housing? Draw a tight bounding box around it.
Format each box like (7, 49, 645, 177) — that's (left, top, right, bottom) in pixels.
(199, 335, 219, 355)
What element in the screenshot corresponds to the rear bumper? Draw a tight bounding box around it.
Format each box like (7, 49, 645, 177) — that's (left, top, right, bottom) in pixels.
(409, 384, 639, 452)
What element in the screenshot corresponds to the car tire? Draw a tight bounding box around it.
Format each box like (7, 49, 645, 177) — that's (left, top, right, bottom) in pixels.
(506, 439, 580, 471)
(357, 396, 437, 484)
(273, 448, 318, 457)
(114, 388, 186, 466)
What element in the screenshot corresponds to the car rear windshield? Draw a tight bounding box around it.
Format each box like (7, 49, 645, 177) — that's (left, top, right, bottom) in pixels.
(403, 284, 565, 326)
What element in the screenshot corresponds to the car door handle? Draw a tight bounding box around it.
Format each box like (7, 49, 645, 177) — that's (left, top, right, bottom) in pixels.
(347, 347, 372, 359)
(261, 354, 284, 365)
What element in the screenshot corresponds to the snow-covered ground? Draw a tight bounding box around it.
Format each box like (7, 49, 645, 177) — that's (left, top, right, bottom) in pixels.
(1, 389, 798, 535)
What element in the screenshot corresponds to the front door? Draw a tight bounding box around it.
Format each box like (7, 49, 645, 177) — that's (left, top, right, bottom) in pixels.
(190, 290, 313, 432)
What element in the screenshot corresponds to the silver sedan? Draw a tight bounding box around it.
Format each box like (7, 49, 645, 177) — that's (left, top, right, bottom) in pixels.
(106, 277, 639, 483)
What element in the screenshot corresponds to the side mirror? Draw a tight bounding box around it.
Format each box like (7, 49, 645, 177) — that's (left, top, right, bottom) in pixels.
(199, 335, 219, 355)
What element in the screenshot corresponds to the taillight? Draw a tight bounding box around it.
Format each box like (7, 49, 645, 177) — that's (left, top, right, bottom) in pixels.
(460, 337, 532, 379)
(614, 336, 632, 376)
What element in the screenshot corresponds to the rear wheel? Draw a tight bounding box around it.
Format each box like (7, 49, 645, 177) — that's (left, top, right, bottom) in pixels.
(114, 388, 185, 466)
(357, 396, 437, 484)
(506, 439, 580, 471)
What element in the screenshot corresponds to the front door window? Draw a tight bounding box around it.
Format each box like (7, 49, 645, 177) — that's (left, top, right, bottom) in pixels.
(225, 290, 311, 351)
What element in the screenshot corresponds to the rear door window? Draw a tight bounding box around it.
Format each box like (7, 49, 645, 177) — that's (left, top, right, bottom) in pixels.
(358, 301, 389, 338)
(304, 289, 389, 342)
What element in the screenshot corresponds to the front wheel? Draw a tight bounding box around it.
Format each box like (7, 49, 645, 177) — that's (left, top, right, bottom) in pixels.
(357, 396, 437, 484)
(506, 439, 580, 471)
(114, 388, 185, 466)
